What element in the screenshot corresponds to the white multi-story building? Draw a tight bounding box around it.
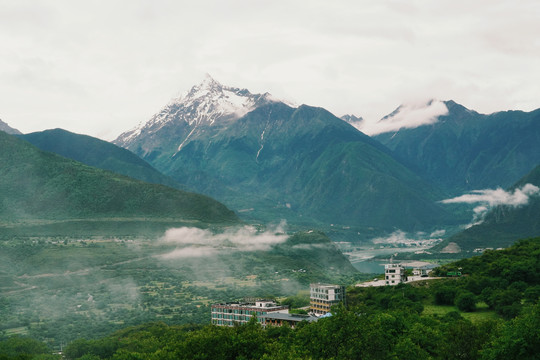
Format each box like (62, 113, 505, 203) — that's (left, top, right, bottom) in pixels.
(310, 283, 346, 315)
(384, 264, 407, 285)
(211, 300, 288, 326)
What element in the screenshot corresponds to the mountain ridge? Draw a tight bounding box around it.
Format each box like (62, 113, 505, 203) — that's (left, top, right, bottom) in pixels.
(19, 128, 182, 190)
(0, 130, 238, 225)
(115, 75, 277, 153)
(0, 118, 22, 135)
(374, 100, 540, 194)
(114, 80, 460, 233)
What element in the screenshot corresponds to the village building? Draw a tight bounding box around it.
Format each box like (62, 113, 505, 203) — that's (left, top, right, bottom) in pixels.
(310, 283, 346, 315)
(262, 312, 319, 328)
(412, 266, 430, 277)
(211, 300, 288, 326)
(384, 263, 407, 285)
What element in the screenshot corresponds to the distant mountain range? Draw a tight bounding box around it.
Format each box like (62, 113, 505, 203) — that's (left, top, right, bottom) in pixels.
(340, 114, 363, 128)
(19, 128, 182, 190)
(114, 76, 459, 233)
(0, 118, 21, 135)
(374, 101, 540, 195)
(0, 130, 237, 225)
(4, 75, 539, 252)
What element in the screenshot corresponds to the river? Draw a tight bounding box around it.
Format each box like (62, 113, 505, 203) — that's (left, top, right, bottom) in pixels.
(345, 246, 431, 274)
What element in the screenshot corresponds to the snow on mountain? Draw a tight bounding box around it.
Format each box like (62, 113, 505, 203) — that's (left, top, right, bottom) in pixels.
(115, 75, 276, 147)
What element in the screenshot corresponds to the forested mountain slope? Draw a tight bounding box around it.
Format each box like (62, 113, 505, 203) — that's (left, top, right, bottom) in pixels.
(375, 101, 540, 195)
(0, 130, 237, 224)
(115, 78, 459, 232)
(20, 128, 181, 189)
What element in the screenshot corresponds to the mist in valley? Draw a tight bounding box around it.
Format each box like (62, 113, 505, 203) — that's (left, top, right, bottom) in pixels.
(0, 222, 342, 347)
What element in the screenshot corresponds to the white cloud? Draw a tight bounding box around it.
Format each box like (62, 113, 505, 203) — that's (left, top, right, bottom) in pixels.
(160, 246, 217, 259)
(441, 183, 540, 226)
(441, 184, 540, 207)
(372, 230, 410, 245)
(371, 230, 444, 246)
(159, 222, 289, 259)
(354, 100, 449, 136)
(430, 229, 446, 238)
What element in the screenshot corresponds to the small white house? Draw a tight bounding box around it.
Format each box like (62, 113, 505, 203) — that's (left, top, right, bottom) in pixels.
(413, 267, 429, 277)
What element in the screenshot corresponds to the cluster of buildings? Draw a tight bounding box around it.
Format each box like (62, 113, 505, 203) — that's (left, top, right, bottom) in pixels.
(211, 283, 345, 328)
(356, 262, 436, 288)
(211, 262, 433, 328)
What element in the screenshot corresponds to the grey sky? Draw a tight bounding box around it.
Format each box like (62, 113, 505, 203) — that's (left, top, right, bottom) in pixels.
(1, 0, 539, 140)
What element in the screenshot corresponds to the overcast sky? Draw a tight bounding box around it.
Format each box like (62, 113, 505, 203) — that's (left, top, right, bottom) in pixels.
(1, 0, 539, 140)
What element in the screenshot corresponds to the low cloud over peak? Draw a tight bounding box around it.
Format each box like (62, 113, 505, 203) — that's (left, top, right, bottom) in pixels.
(353, 100, 449, 136)
(441, 184, 540, 207)
(441, 184, 540, 227)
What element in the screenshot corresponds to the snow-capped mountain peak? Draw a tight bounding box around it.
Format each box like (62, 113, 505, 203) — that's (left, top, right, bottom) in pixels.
(169, 74, 270, 126)
(115, 75, 276, 146)
(180, 73, 223, 102)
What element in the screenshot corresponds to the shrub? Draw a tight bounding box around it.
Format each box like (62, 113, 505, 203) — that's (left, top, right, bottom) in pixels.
(455, 291, 476, 312)
(434, 286, 457, 306)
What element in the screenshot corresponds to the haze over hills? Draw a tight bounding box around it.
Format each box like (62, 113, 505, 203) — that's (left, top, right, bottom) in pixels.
(19, 128, 182, 190)
(114, 76, 460, 234)
(0, 130, 237, 226)
(433, 164, 540, 253)
(374, 100, 540, 195)
(340, 114, 364, 129)
(0, 118, 21, 135)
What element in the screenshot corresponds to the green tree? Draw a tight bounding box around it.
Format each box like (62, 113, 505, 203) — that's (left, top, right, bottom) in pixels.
(482, 303, 540, 360)
(392, 337, 430, 360)
(455, 291, 476, 312)
(440, 320, 488, 360)
(0, 336, 54, 359)
(434, 285, 457, 305)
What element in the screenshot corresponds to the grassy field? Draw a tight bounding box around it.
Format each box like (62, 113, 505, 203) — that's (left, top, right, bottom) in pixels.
(422, 302, 499, 322)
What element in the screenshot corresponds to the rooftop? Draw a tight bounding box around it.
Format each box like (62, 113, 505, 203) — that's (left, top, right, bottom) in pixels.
(263, 312, 319, 322)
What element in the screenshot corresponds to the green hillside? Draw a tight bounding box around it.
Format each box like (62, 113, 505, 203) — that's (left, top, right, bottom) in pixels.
(19, 128, 181, 190)
(0, 130, 237, 226)
(432, 165, 540, 253)
(375, 101, 540, 195)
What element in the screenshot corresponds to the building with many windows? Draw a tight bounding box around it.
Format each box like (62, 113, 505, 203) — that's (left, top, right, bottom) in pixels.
(211, 300, 289, 326)
(310, 283, 346, 315)
(384, 263, 407, 285)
